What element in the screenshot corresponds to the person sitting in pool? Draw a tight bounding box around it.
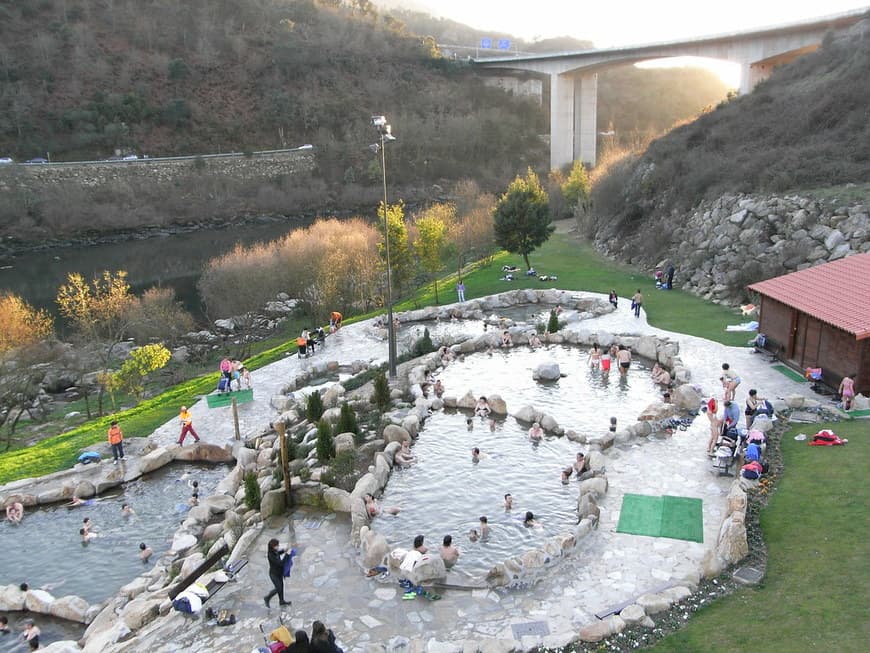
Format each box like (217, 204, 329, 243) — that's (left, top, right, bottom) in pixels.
(80, 527, 99, 543)
(528, 332, 542, 348)
(363, 493, 400, 518)
(471, 447, 481, 463)
(5, 501, 24, 523)
(121, 503, 135, 517)
(478, 516, 490, 539)
(394, 440, 416, 466)
(503, 493, 513, 510)
(188, 492, 200, 507)
(501, 331, 513, 348)
(21, 621, 40, 647)
(528, 422, 544, 441)
(523, 511, 540, 528)
(573, 452, 588, 475)
(433, 379, 445, 397)
(468, 529, 480, 542)
(651, 363, 671, 386)
(560, 467, 572, 484)
(439, 534, 460, 568)
(82, 517, 94, 534)
(67, 496, 96, 508)
(466, 417, 474, 431)
(139, 542, 153, 562)
(474, 397, 491, 418)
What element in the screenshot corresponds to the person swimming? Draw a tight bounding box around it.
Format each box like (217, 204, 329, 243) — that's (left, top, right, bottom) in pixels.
(523, 511, 540, 528)
(528, 422, 544, 441)
(478, 516, 490, 539)
(471, 447, 481, 463)
(503, 493, 513, 510)
(139, 542, 153, 562)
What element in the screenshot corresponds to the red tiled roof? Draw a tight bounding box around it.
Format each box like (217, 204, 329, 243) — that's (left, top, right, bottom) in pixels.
(748, 253, 870, 340)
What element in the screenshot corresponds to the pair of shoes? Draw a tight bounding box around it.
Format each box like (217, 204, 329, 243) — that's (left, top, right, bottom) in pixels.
(120, 456, 125, 461)
(177, 441, 184, 446)
(279, 601, 291, 606)
(194, 438, 200, 443)
(113, 460, 118, 465)
(263, 596, 270, 608)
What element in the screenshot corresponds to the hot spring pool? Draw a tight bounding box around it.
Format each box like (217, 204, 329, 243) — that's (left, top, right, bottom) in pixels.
(372, 345, 659, 576)
(0, 462, 229, 604)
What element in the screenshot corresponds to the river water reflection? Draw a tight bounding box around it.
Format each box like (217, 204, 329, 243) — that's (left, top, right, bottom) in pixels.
(0, 216, 315, 318)
(372, 345, 657, 577)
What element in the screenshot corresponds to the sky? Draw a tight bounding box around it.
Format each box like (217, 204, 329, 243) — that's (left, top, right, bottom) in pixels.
(382, 0, 870, 86)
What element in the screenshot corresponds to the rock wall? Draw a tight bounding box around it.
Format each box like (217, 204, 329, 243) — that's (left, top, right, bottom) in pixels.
(0, 149, 314, 193)
(596, 193, 869, 305)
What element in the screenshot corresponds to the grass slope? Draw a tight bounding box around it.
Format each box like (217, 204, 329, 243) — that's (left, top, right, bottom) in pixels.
(0, 230, 746, 484)
(650, 420, 869, 653)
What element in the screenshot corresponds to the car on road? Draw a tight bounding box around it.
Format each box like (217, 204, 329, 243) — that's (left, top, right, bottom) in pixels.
(122, 154, 139, 161)
(25, 157, 48, 164)
(0, 157, 13, 165)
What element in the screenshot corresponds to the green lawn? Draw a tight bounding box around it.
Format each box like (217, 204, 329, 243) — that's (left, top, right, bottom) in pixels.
(0, 230, 749, 483)
(405, 234, 750, 347)
(649, 420, 869, 653)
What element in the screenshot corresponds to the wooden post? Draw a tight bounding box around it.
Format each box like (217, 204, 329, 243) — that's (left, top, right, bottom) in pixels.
(231, 398, 241, 441)
(275, 421, 292, 506)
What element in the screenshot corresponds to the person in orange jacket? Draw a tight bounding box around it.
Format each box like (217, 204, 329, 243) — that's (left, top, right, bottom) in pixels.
(107, 420, 125, 464)
(178, 406, 201, 445)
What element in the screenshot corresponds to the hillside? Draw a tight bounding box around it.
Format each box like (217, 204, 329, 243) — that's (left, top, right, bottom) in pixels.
(0, 0, 728, 243)
(589, 17, 870, 247)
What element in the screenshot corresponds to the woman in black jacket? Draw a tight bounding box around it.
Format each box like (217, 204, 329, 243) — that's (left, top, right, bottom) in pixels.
(309, 620, 342, 653)
(263, 538, 291, 607)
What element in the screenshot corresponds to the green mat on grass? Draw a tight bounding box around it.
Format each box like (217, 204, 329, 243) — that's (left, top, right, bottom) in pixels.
(616, 494, 704, 542)
(772, 364, 808, 383)
(206, 388, 254, 409)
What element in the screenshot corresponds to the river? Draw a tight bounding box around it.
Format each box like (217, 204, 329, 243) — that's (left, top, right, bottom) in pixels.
(0, 216, 317, 321)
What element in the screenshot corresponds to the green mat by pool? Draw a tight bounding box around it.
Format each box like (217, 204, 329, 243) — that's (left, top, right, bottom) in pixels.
(206, 388, 254, 409)
(772, 364, 807, 383)
(616, 494, 704, 543)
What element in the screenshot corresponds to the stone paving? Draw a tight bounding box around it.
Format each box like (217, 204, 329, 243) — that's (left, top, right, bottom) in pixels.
(89, 292, 819, 653)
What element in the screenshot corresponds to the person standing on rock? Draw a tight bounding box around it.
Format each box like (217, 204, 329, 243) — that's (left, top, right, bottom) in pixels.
(456, 279, 466, 302)
(107, 420, 125, 464)
(177, 406, 201, 445)
(264, 538, 291, 607)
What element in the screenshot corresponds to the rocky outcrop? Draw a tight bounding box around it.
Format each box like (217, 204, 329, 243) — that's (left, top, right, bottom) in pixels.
(597, 193, 869, 305)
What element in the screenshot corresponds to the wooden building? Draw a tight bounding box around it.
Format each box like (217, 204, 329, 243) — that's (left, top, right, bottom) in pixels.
(748, 253, 870, 395)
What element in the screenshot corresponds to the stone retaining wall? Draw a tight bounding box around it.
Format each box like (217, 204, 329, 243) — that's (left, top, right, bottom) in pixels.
(0, 150, 314, 193)
(595, 193, 869, 306)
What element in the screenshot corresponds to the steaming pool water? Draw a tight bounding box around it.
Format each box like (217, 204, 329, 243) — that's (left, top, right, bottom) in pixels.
(372, 345, 659, 576)
(0, 462, 229, 604)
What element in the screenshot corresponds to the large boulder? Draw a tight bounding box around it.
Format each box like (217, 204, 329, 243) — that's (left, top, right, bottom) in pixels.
(579, 615, 626, 642)
(173, 442, 234, 463)
(138, 447, 173, 475)
(49, 594, 91, 623)
(408, 554, 447, 584)
(716, 510, 748, 564)
(671, 384, 702, 411)
(323, 487, 352, 512)
(121, 597, 162, 631)
(383, 424, 411, 444)
(532, 361, 561, 381)
(0, 584, 26, 611)
(24, 589, 55, 613)
(579, 477, 608, 498)
(260, 489, 287, 517)
(334, 433, 356, 455)
(487, 395, 508, 416)
(203, 493, 235, 515)
(180, 552, 206, 578)
(455, 391, 477, 410)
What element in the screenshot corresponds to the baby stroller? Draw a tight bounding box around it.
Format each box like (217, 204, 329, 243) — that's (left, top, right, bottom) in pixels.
(711, 426, 743, 476)
(257, 616, 293, 652)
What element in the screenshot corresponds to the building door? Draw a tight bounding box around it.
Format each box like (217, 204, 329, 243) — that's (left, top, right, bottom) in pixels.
(800, 318, 822, 369)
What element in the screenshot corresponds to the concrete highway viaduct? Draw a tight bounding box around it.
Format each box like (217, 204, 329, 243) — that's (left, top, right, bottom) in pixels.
(474, 8, 868, 169)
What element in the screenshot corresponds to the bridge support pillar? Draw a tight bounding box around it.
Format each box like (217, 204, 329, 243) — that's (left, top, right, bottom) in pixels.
(739, 61, 774, 94)
(550, 71, 598, 170)
(575, 72, 598, 167)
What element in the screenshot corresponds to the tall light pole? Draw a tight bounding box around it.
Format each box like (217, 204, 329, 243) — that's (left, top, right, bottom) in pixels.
(371, 115, 398, 378)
